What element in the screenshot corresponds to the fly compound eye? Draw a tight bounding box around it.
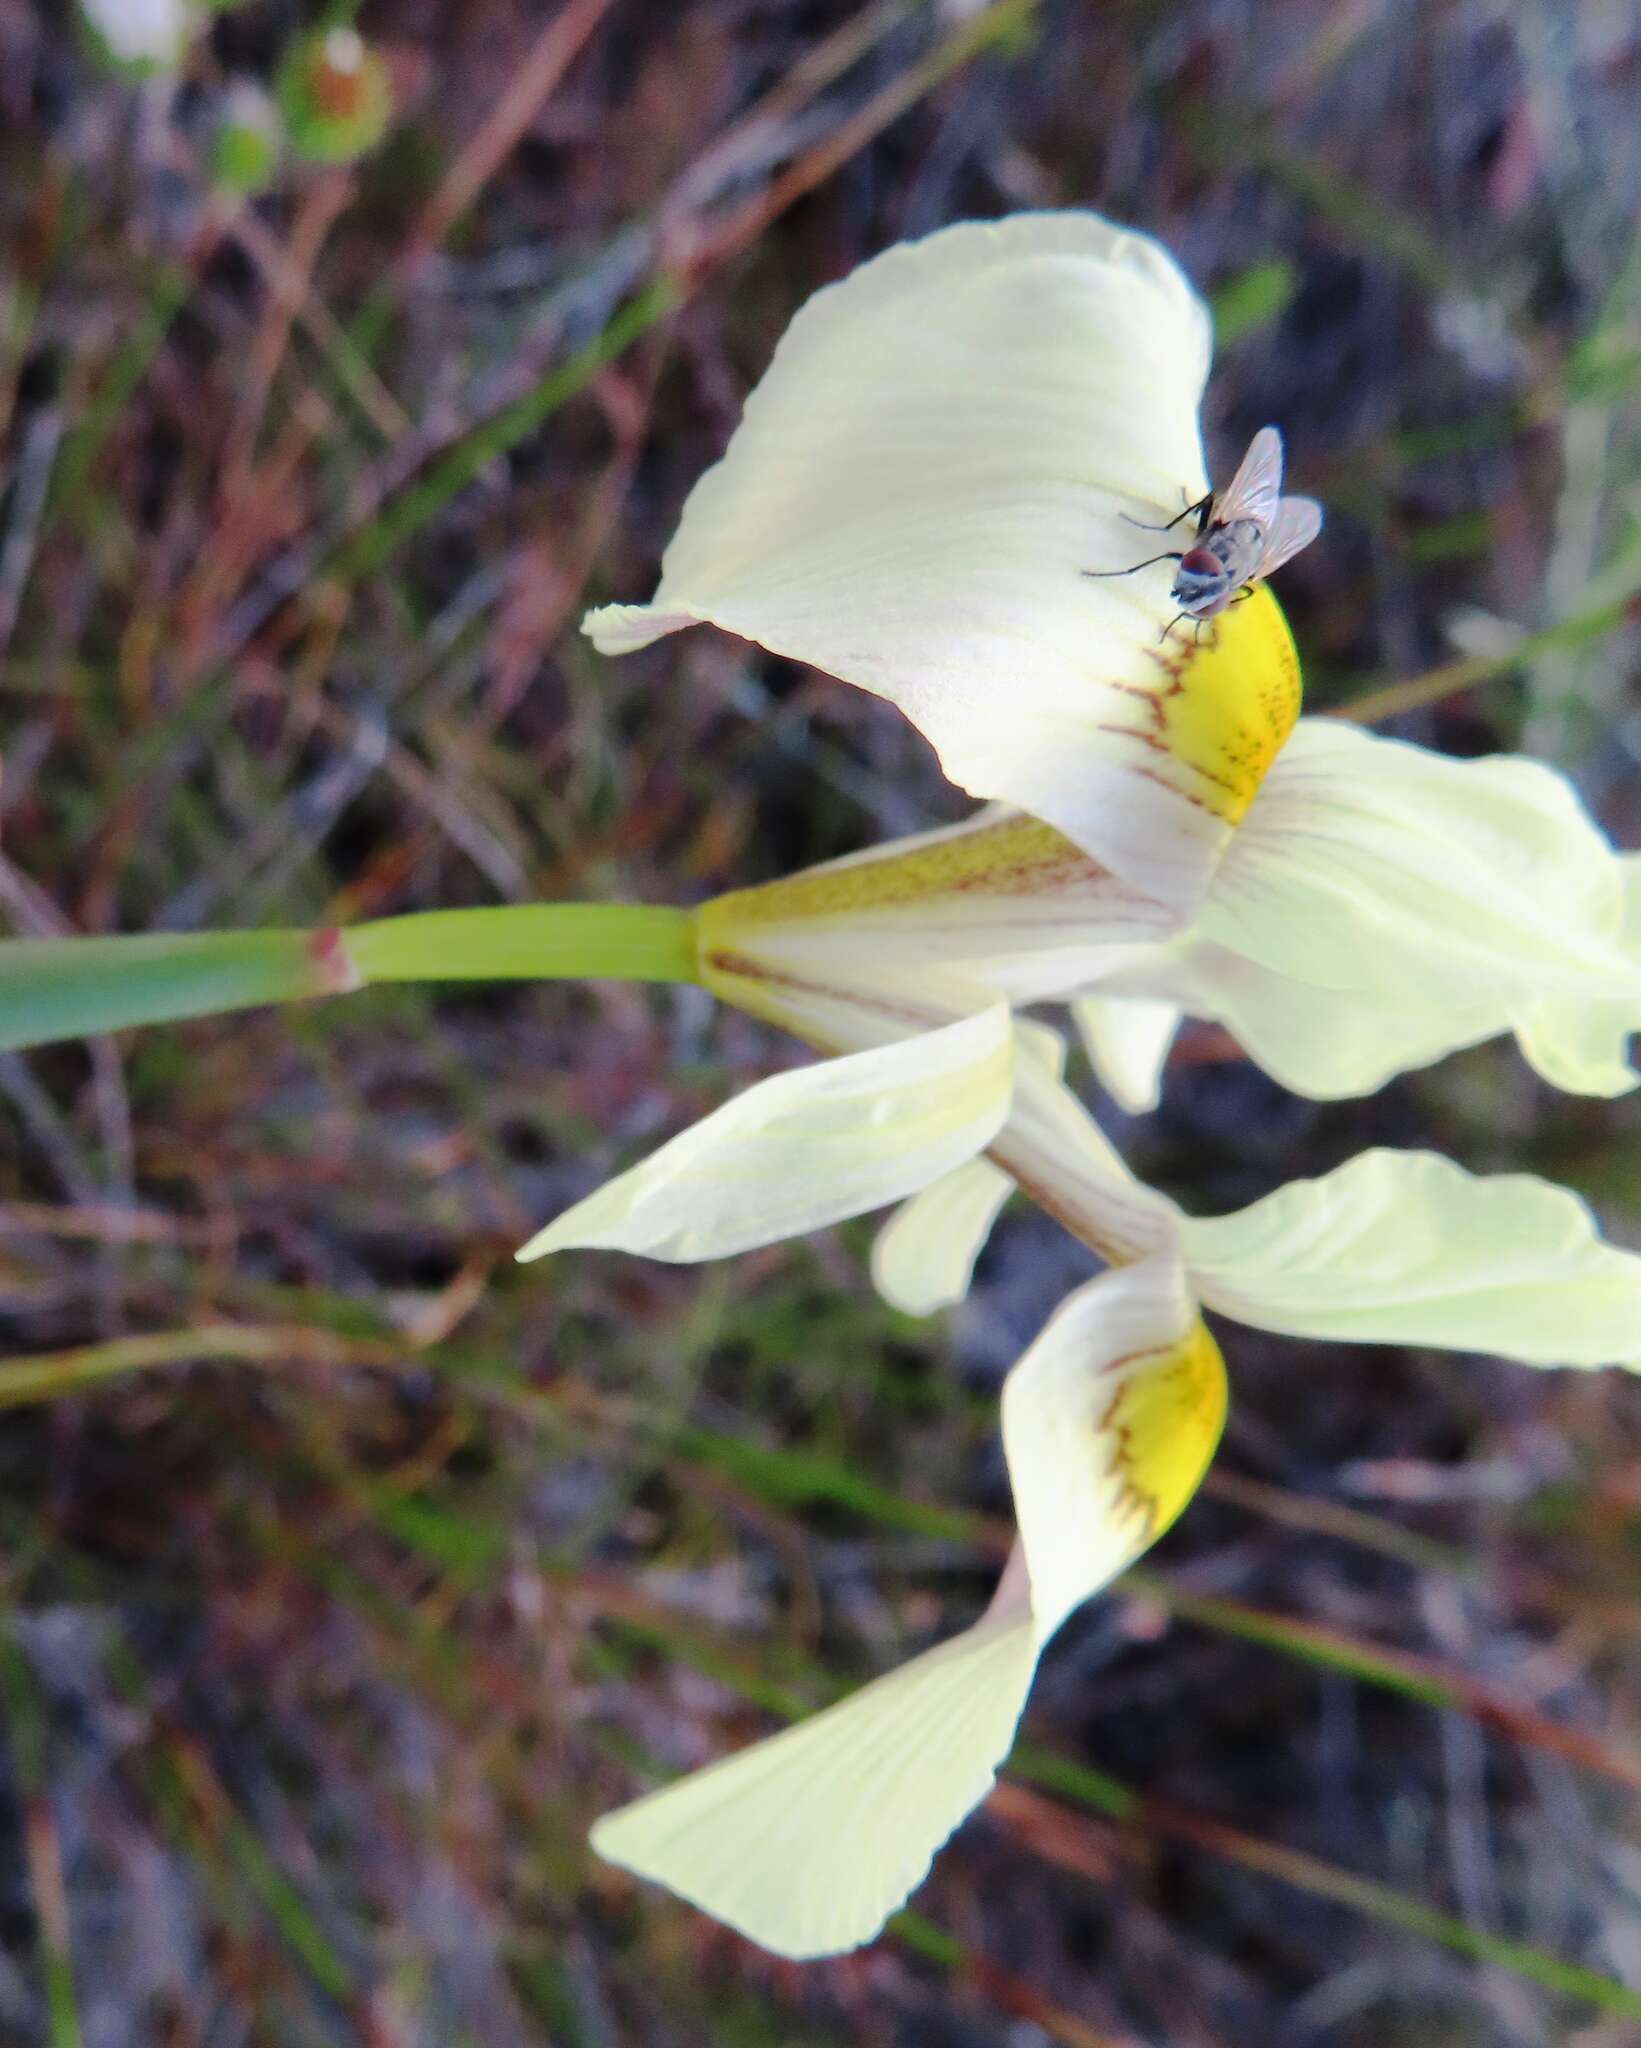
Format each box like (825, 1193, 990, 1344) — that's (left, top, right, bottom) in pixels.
(1179, 546, 1219, 574)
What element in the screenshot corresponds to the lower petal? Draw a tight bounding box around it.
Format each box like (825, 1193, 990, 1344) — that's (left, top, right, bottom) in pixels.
(591, 1263, 1231, 1960)
(517, 1001, 1013, 1263)
(1130, 938, 1511, 1100)
(871, 1156, 1015, 1316)
(1514, 855, 1641, 1096)
(591, 1611, 1040, 1959)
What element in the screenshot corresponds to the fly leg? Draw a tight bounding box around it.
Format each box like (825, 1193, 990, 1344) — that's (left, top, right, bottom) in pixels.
(1123, 490, 1212, 536)
(1084, 550, 1183, 581)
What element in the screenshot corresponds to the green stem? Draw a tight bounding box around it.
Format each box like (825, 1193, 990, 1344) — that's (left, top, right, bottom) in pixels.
(0, 904, 698, 1055)
(0, 930, 334, 1054)
(344, 903, 696, 984)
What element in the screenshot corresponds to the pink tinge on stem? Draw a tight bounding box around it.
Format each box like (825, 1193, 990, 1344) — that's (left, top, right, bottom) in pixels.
(308, 927, 365, 996)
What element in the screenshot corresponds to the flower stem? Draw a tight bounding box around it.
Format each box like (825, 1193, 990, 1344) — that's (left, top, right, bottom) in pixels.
(343, 903, 695, 984)
(0, 903, 698, 1054)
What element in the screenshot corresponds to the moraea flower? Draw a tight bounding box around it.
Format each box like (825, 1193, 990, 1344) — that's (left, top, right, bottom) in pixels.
(583, 212, 1641, 1103)
(539, 1033, 1641, 1956)
(542, 204, 1641, 1959)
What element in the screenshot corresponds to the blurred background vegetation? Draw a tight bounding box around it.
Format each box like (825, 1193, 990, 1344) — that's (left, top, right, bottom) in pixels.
(2, 1, 1640, 2042)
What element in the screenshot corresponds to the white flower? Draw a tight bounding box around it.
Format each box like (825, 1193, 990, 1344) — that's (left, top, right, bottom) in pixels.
(582, 211, 1641, 1103)
(80, 0, 193, 67)
(540, 206, 1641, 1958)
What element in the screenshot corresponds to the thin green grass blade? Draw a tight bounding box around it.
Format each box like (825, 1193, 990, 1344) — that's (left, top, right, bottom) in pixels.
(1336, 591, 1637, 723)
(48, 261, 193, 534)
(323, 277, 681, 588)
(0, 1326, 402, 1407)
(0, 1637, 84, 2048)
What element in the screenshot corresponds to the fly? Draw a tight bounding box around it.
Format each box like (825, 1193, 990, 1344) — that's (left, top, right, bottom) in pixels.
(1088, 426, 1323, 635)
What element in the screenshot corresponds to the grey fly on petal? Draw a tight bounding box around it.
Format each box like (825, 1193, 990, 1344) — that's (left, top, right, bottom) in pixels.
(1169, 426, 1323, 622)
(1087, 425, 1322, 629)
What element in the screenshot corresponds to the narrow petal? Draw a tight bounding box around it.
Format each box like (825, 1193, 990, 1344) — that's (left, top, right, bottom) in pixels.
(871, 1158, 1015, 1316)
(587, 214, 1302, 914)
(591, 1613, 1039, 1960)
(1192, 721, 1641, 1094)
(1183, 1149, 1641, 1368)
(517, 1002, 1013, 1263)
(1073, 994, 1181, 1112)
(870, 1020, 1066, 1315)
(989, 1047, 1180, 1265)
(1003, 1260, 1227, 1637)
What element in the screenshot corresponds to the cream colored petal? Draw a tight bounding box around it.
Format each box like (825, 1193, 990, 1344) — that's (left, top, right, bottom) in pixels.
(1210, 721, 1636, 987)
(701, 806, 1179, 1014)
(868, 1019, 1066, 1315)
(1073, 994, 1182, 1112)
(593, 1261, 1229, 1960)
(590, 1610, 1038, 1960)
(988, 1046, 1180, 1265)
(517, 1002, 1013, 1263)
(1183, 1149, 1641, 1368)
(587, 215, 1303, 914)
(1197, 723, 1641, 1095)
(1107, 937, 1514, 1101)
(1002, 1260, 1227, 1638)
(1513, 854, 1641, 1096)
(871, 1158, 1014, 1316)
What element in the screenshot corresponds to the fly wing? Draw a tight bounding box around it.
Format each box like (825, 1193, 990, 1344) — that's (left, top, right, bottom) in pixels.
(1253, 494, 1323, 579)
(1212, 424, 1284, 531)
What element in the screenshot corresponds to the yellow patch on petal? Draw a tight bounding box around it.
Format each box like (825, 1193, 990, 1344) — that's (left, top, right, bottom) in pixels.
(1100, 1316, 1227, 1543)
(1113, 584, 1302, 826)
